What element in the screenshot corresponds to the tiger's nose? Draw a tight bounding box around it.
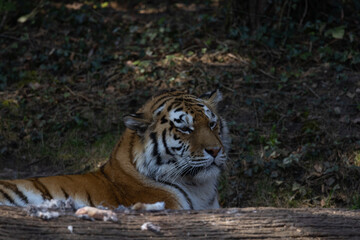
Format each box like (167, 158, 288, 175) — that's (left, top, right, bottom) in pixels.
(205, 147, 221, 158)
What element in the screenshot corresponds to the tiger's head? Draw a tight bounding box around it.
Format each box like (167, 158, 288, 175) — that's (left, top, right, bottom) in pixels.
(124, 90, 230, 184)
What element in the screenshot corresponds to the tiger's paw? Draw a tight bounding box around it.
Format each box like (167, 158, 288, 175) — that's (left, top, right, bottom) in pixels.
(75, 206, 118, 222)
(131, 201, 165, 211)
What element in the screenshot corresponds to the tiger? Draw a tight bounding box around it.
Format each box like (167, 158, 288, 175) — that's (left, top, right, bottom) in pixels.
(0, 90, 230, 210)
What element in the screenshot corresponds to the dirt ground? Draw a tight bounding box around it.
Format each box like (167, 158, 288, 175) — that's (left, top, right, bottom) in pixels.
(0, 1, 359, 208)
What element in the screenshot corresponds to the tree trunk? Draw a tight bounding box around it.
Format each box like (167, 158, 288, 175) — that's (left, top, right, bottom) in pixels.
(0, 206, 359, 239)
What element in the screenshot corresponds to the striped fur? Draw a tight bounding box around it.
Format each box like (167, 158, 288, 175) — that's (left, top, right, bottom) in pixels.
(0, 90, 230, 210)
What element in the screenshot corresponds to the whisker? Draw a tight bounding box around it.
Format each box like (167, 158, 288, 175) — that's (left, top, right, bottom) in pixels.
(159, 161, 188, 184)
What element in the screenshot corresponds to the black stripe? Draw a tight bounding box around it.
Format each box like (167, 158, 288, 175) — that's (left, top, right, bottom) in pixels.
(167, 101, 182, 111)
(209, 89, 217, 96)
(149, 132, 158, 157)
(0, 189, 15, 205)
(199, 90, 216, 99)
(86, 191, 95, 207)
(99, 166, 122, 205)
(174, 118, 182, 123)
(173, 134, 179, 140)
(161, 181, 193, 210)
(91, 172, 110, 187)
(30, 178, 53, 200)
(60, 187, 69, 199)
(184, 146, 190, 154)
(0, 181, 28, 204)
(169, 121, 175, 131)
(99, 165, 107, 176)
(152, 96, 172, 109)
(160, 116, 168, 124)
(153, 99, 171, 112)
(171, 146, 182, 151)
(162, 129, 172, 155)
(156, 155, 162, 165)
(154, 102, 166, 116)
(91, 171, 123, 205)
(174, 97, 184, 102)
(128, 132, 135, 164)
(173, 102, 182, 110)
(219, 118, 224, 134)
(150, 132, 162, 165)
(167, 103, 175, 111)
(180, 146, 186, 156)
(174, 107, 183, 112)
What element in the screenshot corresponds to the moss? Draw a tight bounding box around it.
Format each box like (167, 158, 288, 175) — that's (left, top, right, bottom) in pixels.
(17, 71, 40, 88)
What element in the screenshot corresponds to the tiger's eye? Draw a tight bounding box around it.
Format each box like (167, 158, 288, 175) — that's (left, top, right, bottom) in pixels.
(178, 127, 192, 133)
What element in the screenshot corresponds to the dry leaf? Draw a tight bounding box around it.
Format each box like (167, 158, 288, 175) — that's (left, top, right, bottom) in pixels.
(106, 85, 115, 93)
(314, 163, 323, 173)
(334, 107, 341, 115)
(346, 92, 355, 99)
(352, 117, 360, 124)
(29, 82, 41, 90)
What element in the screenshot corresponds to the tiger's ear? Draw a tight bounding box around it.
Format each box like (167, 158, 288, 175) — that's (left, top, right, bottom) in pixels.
(200, 89, 223, 108)
(123, 113, 150, 136)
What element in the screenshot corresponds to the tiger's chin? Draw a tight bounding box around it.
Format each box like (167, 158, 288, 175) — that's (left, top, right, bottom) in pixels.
(186, 164, 221, 184)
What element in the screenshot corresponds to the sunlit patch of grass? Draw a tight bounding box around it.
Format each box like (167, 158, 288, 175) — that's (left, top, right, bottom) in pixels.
(354, 151, 360, 167)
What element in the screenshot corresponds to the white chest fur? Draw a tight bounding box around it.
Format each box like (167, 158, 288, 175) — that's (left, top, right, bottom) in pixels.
(162, 177, 220, 210)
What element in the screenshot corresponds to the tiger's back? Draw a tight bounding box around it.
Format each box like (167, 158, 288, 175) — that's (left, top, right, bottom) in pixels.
(0, 90, 229, 210)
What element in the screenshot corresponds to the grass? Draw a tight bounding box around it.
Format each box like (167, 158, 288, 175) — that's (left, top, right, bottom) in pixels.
(43, 131, 119, 172)
(1, 129, 120, 177)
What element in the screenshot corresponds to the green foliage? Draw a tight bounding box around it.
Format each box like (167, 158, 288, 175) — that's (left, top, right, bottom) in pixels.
(225, 0, 360, 76)
(351, 194, 360, 210)
(0, 0, 15, 12)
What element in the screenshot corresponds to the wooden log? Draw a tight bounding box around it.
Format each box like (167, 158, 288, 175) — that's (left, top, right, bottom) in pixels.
(0, 206, 359, 239)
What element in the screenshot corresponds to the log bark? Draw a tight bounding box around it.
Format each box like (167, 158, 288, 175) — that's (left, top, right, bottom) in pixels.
(0, 206, 359, 239)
